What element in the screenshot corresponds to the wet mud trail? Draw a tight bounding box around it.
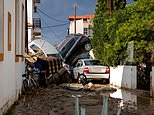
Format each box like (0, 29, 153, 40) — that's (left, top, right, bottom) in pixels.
(8, 83, 154, 115)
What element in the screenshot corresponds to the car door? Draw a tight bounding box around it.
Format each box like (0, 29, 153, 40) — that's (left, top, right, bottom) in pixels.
(73, 60, 82, 79)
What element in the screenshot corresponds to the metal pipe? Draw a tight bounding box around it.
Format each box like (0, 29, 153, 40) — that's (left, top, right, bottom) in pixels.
(74, 0, 77, 34)
(25, 0, 28, 53)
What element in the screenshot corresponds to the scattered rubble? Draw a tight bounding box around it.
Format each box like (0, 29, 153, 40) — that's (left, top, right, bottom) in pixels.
(62, 83, 117, 94)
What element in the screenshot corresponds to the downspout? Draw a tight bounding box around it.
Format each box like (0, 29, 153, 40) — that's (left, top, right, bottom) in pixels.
(25, 0, 28, 54)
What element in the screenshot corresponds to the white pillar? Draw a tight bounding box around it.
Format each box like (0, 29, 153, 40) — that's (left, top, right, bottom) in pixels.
(150, 67, 154, 97)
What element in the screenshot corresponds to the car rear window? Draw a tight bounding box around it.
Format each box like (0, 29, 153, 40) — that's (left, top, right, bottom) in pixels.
(84, 60, 102, 66)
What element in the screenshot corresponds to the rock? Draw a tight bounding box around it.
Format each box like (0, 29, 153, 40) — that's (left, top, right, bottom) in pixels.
(87, 82, 94, 88)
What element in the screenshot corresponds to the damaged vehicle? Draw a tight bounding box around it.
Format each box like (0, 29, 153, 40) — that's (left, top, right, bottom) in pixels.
(56, 34, 92, 66)
(28, 39, 62, 59)
(28, 39, 71, 85)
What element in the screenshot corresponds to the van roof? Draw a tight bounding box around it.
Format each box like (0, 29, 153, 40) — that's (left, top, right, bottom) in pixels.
(29, 39, 59, 54)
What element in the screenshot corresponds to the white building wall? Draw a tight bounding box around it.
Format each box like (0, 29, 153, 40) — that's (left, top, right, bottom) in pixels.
(110, 66, 137, 89)
(27, 0, 33, 24)
(28, 27, 32, 43)
(27, 0, 33, 43)
(69, 19, 83, 34)
(0, 0, 25, 114)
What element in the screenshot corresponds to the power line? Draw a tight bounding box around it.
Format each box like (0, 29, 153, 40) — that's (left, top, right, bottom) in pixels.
(42, 22, 69, 29)
(37, 8, 69, 23)
(37, 11, 61, 40)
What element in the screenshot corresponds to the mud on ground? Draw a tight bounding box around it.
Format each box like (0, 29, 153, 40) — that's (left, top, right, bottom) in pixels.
(8, 83, 154, 115)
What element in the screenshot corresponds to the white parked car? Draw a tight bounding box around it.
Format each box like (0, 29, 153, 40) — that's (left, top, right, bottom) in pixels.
(73, 59, 110, 84)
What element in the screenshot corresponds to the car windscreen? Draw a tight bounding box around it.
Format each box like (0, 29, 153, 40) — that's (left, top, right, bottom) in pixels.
(30, 44, 45, 56)
(30, 44, 40, 53)
(84, 60, 102, 66)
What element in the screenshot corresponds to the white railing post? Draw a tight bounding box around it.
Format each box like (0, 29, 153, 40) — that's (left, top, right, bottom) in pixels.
(72, 95, 82, 115)
(101, 95, 109, 115)
(81, 107, 86, 115)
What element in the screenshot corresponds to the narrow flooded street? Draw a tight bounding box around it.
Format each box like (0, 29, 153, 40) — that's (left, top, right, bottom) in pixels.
(8, 83, 154, 115)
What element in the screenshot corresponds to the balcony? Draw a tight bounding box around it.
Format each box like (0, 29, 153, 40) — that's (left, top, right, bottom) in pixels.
(33, 18, 41, 28)
(33, 18, 41, 36)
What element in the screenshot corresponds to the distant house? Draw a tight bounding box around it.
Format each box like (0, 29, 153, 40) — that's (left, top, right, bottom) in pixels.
(68, 15, 94, 37)
(0, 0, 26, 114)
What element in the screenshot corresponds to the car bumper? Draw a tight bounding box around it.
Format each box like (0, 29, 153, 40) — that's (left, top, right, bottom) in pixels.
(84, 73, 109, 80)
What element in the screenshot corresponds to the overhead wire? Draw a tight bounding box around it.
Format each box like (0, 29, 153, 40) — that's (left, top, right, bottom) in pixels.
(37, 8, 69, 23)
(41, 22, 69, 29)
(37, 11, 61, 40)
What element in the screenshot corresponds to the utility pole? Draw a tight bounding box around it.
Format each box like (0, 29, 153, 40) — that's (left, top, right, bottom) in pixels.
(74, 0, 77, 34)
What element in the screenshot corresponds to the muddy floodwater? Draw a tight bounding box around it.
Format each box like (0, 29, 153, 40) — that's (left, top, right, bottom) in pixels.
(7, 83, 154, 115)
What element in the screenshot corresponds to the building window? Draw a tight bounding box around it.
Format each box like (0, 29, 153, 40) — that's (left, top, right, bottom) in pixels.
(0, 0, 4, 61)
(8, 12, 12, 51)
(83, 27, 88, 35)
(83, 19, 87, 22)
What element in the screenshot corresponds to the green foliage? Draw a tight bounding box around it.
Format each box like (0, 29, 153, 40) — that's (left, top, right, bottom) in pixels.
(113, 0, 126, 10)
(92, 0, 154, 66)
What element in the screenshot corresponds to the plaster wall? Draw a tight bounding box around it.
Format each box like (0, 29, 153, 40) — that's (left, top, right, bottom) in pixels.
(0, 0, 25, 114)
(110, 66, 137, 89)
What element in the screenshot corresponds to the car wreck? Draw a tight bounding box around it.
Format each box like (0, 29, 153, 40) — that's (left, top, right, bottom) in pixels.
(26, 34, 92, 86)
(56, 34, 92, 66)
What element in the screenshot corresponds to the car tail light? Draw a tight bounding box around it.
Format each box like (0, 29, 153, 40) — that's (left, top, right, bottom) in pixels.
(83, 67, 89, 73)
(105, 67, 110, 73)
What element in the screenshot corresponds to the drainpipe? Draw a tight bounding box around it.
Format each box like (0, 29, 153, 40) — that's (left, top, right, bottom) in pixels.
(74, 1, 77, 34)
(25, 0, 28, 54)
(67, 28, 69, 35)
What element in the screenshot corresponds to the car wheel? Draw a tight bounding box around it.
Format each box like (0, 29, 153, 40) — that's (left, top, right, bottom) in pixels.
(85, 43, 92, 51)
(105, 79, 110, 84)
(78, 74, 87, 85)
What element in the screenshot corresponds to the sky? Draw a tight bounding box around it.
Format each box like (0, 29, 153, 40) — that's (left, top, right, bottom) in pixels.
(36, 0, 134, 45)
(36, 0, 97, 45)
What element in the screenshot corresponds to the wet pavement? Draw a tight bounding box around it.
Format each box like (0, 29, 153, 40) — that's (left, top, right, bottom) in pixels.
(7, 83, 154, 115)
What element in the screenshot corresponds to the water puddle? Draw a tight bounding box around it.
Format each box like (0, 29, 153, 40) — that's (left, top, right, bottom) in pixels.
(110, 88, 154, 109)
(65, 83, 154, 113)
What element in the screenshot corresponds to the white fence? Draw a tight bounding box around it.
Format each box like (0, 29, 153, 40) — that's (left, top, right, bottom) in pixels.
(110, 66, 137, 89)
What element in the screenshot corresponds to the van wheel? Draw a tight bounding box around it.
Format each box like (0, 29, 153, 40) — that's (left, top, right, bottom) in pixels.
(78, 74, 87, 85)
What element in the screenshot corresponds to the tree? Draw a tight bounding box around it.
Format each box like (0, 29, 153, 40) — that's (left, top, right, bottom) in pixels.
(114, 0, 126, 10)
(92, 0, 154, 66)
(95, 0, 126, 15)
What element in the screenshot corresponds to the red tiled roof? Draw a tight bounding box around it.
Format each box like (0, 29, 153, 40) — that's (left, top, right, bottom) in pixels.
(68, 14, 94, 20)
